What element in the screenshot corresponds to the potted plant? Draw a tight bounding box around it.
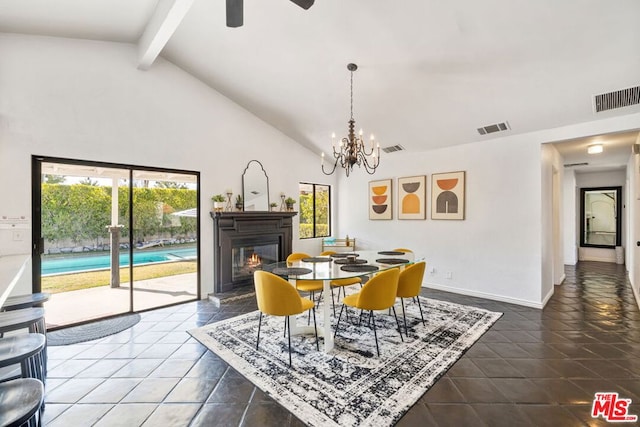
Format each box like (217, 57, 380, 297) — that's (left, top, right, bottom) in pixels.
(235, 194, 243, 211)
(211, 194, 226, 212)
(270, 202, 278, 212)
(285, 197, 296, 211)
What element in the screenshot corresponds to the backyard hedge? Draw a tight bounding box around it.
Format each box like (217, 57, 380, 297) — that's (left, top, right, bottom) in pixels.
(42, 183, 197, 249)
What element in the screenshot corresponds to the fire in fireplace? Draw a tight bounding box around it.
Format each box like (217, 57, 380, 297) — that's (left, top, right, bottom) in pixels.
(247, 253, 261, 267)
(232, 243, 278, 282)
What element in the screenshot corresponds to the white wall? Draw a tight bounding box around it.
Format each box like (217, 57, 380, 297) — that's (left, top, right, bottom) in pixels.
(627, 135, 640, 307)
(576, 170, 627, 188)
(541, 143, 564, 303)
(337, 135, 545, 307)
(0, 34, 336, 296)
(563, 169, 578, 264)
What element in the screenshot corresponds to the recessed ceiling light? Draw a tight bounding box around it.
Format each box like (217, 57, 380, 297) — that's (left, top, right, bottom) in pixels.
(587, 144, 603, 154)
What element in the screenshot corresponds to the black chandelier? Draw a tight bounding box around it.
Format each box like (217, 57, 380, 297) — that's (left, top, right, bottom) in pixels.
(321, 63, 380, 176)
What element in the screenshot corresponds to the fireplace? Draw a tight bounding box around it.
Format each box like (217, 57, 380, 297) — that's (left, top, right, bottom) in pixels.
(211, 211, 296, 293)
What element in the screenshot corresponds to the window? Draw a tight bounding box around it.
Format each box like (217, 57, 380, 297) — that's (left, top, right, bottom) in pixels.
(299, 183, 330, 239)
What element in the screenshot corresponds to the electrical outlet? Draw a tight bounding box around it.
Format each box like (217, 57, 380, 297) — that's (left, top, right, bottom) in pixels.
(12, 230, 24, 241)
(445, 271, 452, 279)
(429, 266, 435, 274)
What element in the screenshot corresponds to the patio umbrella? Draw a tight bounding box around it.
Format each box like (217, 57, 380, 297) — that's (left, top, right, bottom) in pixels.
(171, 208, 198, 217)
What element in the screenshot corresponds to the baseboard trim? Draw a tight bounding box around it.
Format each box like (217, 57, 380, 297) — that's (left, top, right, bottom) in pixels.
(541, 286, 555, 308)
(555, 273, 566, 285)
(422, 282, 543, 309)
(632, 283, 640, 311)
(578, 255, 617, 263)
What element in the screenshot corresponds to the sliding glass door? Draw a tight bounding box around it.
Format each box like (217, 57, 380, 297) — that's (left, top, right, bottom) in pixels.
(130, 171, 199, 312)
(32, 157, 200, 328)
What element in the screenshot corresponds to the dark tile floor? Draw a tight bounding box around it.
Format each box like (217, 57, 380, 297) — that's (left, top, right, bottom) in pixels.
(43, 261, 640, 426)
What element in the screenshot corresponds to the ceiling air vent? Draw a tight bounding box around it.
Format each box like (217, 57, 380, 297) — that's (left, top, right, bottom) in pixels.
(382, 144, 405, 153)
(477, 121, 510, 136)
(593, 85, 640, 113)
(564, 162, 589, 168)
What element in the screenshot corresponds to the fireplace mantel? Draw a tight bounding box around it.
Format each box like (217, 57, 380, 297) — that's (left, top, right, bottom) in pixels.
(211, 211, 297, 293)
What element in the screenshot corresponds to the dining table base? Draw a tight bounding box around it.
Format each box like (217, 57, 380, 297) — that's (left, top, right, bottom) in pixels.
(288, 279, 335, 352)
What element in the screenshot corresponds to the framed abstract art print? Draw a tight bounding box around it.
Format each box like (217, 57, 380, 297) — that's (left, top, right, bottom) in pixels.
(398, 175, 426, 220)
(431, 171, 465, 220)
(369, 179, 392, 220)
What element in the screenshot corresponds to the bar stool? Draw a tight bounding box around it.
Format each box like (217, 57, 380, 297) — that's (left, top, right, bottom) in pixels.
(0, 309, 46, 335)
(0, 334, 46, 383)
(2, 293, 50, 312)
(0, 378, 44, 427)
(0, 309, 47, 377)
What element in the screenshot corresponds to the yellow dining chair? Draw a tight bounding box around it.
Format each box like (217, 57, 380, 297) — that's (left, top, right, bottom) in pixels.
(330, 276, 363, 316)
(393, 248, 413, 253)
(334, 268, 403, 356)
(254, 271, 319, 366)
(318, 250, 363, 315)
(397, 261, 426, 336)
(286, 252, 324, 311)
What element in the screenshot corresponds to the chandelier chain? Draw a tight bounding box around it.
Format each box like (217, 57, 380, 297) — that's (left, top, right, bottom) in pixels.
(350, 70, 354, 121)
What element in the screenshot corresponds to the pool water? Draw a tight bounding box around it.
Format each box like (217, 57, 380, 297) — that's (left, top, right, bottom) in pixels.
(42, 247, 197, 276)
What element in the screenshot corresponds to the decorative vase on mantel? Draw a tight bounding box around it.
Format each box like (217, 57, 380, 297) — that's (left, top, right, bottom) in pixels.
(211, 194, 226, 212)
(284, 197, 296, 212)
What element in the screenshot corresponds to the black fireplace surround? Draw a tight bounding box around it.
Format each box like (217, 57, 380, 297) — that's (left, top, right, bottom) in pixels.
(211, 211, 297, 293)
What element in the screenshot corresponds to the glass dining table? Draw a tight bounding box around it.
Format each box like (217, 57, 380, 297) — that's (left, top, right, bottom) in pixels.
(263, 250, 415, 352)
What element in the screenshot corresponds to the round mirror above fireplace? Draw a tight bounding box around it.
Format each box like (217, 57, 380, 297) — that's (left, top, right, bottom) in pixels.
(242, 160, 269, 211)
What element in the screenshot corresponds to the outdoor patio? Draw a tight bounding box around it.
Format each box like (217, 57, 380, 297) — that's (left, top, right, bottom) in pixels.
(44, 273, 198, 328)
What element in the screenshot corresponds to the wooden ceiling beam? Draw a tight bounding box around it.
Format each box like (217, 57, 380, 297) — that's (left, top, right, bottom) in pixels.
(137, 0, 194, 70)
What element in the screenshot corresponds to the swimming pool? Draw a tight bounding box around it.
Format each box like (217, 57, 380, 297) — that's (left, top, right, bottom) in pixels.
(42, 247, 197, 276)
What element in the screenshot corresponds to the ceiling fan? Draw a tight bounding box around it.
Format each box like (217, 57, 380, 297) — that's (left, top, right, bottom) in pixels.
(226, 0, 314, 27)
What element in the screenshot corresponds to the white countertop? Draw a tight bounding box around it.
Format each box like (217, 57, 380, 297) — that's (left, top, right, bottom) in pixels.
(0, 254, 31, 308)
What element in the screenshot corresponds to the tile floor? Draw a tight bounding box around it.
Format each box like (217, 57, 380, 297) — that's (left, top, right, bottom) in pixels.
(43, 261, 640, 426)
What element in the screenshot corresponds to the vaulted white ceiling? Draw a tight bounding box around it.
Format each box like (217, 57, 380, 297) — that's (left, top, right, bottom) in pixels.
(2, 0, 639, 166)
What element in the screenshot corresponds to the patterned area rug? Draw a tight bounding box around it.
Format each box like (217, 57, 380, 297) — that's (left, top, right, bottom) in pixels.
(189, 297, 501, 427)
